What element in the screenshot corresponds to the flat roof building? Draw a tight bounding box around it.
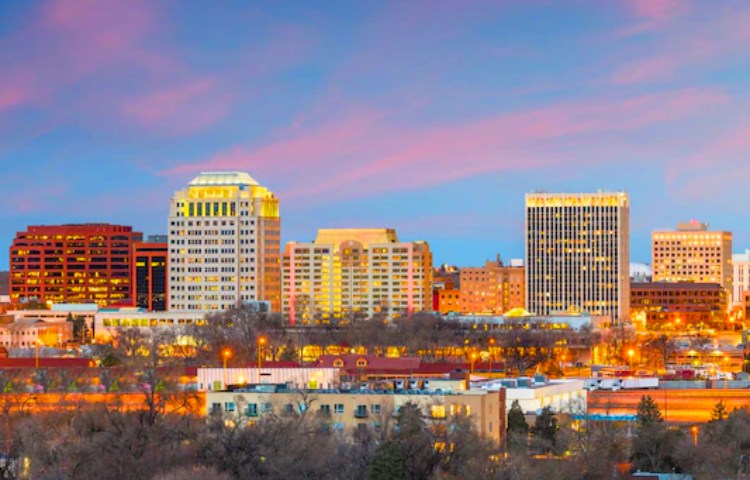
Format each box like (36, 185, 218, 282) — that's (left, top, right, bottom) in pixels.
(526, 192, 630, 323)
(168, 172, 281, 313)
(282, 229, 432, 324)
(652, 221, 732, 294)
(9, 224, 142, 306)
(206, 382, 505, 444)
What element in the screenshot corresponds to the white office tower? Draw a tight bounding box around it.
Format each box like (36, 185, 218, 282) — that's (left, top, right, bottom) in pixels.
(525, 191, 630, 324)
(168, 172, 281, 313)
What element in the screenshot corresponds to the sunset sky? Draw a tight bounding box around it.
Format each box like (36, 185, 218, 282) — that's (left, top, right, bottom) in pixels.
(2, 0, 750, 269)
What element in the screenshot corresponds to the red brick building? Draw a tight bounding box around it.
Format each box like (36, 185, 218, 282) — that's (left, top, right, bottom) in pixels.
(630, 282, 727, 329)
(9, 224, 142, 306)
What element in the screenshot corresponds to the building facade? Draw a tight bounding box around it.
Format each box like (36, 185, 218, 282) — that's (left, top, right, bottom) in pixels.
(168, 172, 281, 313)
(282, 229, 432, 324)
(436, 289, 461, 314)
(207, 383, 505, 444)
(525, 192, 630, 322)
(651, 221, 732, 293)
(9, 224, 142, 306)
(459, 258, 525, 314)
(630, 282, 727, 329)
(131, 239, 168, 311)
(732, 250, 750, 310)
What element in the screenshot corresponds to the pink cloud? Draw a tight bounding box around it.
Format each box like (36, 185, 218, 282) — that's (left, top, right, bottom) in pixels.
(611, 4, 750, 83)
(164, 87, 726, 203)
(121, 78, 230, 134)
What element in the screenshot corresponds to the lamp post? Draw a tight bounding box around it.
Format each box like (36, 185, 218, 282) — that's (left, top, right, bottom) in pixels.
(222, 348, 232, 388)
(257, 336, 268, 370)
(691, 425, 699, 447)
(470, 352, 478, 374)
(628, 349, 635, 372)
(35, 339, 42, 369)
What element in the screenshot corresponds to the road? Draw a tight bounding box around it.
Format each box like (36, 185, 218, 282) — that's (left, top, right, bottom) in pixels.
(589, 388, 750, 423)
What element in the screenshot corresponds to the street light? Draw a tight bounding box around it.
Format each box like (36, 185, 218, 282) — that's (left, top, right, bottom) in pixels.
(628, 349, 635, 372)
(35, 339, 43, 369)
(470, 352, 478, 374)
(691, 425, 699, 447)
(222, 348, 232, 388)
(257, 336, 268, 369)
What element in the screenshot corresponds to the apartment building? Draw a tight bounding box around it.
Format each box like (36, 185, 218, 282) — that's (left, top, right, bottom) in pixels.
(459, 258, 524, 314)
(207, 383, 505, 444)
(282, 229, 432, 324)
(652, 221, 732, 293)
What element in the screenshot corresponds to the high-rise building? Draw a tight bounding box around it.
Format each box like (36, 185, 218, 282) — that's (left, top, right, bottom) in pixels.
(9, 224, 142, 306)
(732, 250, 750, 309)
(651, 221, 732, 293)
(525, 191, 630, 323)
(168, 172, 281, 312)
(131, 238, 168, 311)
(459, 257, 525, 314)
(282, 229, 432, 324)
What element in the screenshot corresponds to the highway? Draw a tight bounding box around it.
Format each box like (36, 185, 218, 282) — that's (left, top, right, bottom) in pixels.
(589, 388, 750, 423)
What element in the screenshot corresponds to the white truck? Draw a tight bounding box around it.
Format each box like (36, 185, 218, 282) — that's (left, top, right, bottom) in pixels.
(621, 377, 659, 389)
(586, 377, 659, 391)
(586, 378, 622, 391)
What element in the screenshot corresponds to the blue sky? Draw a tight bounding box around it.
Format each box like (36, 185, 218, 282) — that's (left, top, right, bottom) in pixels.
(2, 0, 750, 270)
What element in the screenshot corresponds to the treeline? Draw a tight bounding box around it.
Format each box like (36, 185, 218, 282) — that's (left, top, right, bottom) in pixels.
(180, 307, 602, 374)
(5, 385, 750, 479)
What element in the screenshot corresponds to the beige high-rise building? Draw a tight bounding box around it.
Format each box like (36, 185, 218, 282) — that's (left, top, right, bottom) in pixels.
(651, 221, 732, 293)
(732, 250, 750, 309)
(282, 229, 432, 324)
(459, 258, 525, 314)
(525, 192, 630, 323)
(168, 172, 281, 312)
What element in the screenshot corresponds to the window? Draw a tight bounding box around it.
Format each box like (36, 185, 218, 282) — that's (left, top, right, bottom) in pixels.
(224, 402, 235, 413)
(211, 403, 221, 414)
(334, 404, 344, 414)
(320, 404, 331, 416)
(370, 404, 381, 415)
(261, 403, 273, 413)
(246, 403, 258, 417)
(430, 405, 446, 419)
(355, 405, 368, 418)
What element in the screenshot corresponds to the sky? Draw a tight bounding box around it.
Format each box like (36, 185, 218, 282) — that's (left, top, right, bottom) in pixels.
(2, 0, 750, 270)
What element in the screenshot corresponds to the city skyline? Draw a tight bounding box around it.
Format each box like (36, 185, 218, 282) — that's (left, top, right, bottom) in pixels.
(3, 0, 750, 269)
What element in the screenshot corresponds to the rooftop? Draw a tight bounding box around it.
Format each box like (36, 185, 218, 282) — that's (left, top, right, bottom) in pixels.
(189, 171, 260, 187)
(313, 228, 399, 247)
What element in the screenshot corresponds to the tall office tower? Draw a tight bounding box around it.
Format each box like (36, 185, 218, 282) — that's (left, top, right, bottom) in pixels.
(459, 257, 525, 314)
(282, 229, 432, 325)
(168, 172, 281, 313)
(131, 237, 168, 311)
(525, 192, 630, 323)
(9, 224, 142, 306)
(732, 250, 750, 309)
(651, 221, 732, 293)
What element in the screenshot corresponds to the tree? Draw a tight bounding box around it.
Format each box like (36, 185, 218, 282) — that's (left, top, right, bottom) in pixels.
(369, 441, 406, 480)
(530, 406, 559, 455)
(507, 400, 529, 435)
(392, 403, 442, 480)
(642, 334, 679, 372)
(498, 324, 558, 376)
(710, 400, 728, 422)
(631, 395, 679, 473)
(66, 314, 89, 343)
